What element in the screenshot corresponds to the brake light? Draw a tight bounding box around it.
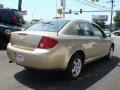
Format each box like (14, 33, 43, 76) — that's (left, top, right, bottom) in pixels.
(38, 36, 58, 49)
(12, 15, 17, 23)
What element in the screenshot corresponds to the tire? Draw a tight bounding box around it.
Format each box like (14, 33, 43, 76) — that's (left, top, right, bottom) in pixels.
(66, 54, 83, 80)
(106, 46, 114, 60)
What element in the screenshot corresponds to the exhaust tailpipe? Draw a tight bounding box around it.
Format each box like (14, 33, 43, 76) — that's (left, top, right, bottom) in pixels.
(9, 61, 13, 63)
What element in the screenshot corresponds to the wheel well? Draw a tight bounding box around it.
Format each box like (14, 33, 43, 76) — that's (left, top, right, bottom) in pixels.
(71, 50, 85, 63)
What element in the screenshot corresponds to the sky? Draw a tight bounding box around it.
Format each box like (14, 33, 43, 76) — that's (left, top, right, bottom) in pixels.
(0, 0, 120, 24)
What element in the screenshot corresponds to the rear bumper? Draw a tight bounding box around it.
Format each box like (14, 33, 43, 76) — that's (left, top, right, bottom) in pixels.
(7, 43, 67, 70)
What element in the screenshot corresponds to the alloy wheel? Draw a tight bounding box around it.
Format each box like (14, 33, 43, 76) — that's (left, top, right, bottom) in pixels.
(71, 58, 82, 78)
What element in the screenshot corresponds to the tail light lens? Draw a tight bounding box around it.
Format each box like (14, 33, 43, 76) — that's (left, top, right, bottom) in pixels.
(38, 36, 58, 49)
(12, 15, 17, 23)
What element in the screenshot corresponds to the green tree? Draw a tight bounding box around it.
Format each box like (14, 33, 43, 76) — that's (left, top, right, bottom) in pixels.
(114, 11, 120, 30)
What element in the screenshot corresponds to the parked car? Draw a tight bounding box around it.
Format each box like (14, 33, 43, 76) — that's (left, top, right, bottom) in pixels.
(0, 8, 25, 27)
(7, 19, 114, 79)
(0, 24, 21, 49)
(111, 30, 120, 37)
(0, 8, 24, 49)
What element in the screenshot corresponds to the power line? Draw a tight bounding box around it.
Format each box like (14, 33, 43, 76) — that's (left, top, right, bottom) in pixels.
(76, 0, 107, 10)
(83, 0, 109, 10)
(72, 10, 119, 13)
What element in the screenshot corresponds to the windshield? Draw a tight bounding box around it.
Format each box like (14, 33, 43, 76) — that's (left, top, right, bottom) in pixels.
(26, 20, 70, 32)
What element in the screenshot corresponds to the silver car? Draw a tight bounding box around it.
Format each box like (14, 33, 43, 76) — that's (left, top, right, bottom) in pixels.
(7, 19, 114, 79)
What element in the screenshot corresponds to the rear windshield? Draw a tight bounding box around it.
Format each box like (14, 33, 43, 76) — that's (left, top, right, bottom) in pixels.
(26, 20, 70, 32)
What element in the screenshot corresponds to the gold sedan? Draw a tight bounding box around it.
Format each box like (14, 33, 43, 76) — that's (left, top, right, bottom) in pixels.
(7, 20, 114, 79)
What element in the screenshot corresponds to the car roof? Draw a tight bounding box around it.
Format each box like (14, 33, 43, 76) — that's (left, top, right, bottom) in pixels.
(45, 19, 92, 23)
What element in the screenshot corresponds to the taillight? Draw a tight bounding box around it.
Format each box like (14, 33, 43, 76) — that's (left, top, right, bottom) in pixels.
(12, 15, 17, 23)
(38, 36, 58, 49)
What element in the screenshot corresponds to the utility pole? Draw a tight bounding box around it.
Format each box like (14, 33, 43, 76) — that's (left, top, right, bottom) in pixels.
(62, 0, 66, 18)
(18, 0, 22, 11)
(60, 0, 66, 18)
(110, 0, 114, 32)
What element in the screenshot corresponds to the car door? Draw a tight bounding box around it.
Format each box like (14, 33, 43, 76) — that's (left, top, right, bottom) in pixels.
(91, 23, 110, 56)
(78, 22, 97, 59)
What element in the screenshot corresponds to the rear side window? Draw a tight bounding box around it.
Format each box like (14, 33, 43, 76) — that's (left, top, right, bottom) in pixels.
(0, 10, 11, 23)
(0, 10, 10, 16)
(91, 24, 105, 37)
(74, 24, 81, 35)
(79, 22, 93, 36)
(27, 20, 70, 32)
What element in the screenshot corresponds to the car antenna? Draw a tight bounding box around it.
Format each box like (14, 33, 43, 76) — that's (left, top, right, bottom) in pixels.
(56, 0, 58, 36)
(56, 18, 59, 36)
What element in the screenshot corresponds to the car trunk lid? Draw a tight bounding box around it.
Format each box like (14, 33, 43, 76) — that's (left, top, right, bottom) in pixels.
(10, 31, 57, 50)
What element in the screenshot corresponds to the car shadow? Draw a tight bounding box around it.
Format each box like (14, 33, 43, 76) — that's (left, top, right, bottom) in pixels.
(14, 56, 120, 90)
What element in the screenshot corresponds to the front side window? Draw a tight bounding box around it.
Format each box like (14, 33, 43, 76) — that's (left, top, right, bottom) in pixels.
(27, 20, 70, 32)
(92, 24, 104, 37)
(79, 22, 93, 36)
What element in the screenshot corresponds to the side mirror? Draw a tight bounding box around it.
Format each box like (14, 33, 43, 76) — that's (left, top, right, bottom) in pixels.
(106, 33, 111, 37)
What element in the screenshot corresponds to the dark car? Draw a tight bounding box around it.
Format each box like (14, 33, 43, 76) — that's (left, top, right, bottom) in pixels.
(0, 8, 24, 49)
(0, 24, 21, 49)
(0, 8, 25, 27)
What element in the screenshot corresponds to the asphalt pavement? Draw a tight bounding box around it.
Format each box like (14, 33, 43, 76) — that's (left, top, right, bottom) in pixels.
(0, 38, 120, 90)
